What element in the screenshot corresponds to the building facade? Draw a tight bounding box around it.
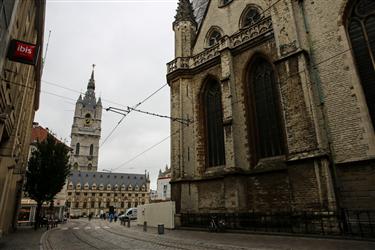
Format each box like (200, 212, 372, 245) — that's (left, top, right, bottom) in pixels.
(66, 171, 150, 217)
(167, 0, 375, 229)
(156, 165, 171, 201)
(0, 0, 45, 236)
(70, 68, 102, 172)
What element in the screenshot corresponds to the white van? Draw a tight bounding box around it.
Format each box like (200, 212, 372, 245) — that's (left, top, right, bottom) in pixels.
(124, 208, 137, 220)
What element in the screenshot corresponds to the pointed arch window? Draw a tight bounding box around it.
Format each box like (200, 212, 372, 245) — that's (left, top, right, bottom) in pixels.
(241, 6, 262, 28)
(90, 144, 94, 156)
(206, 27, 223, 47)
(75, 143, 80, 155)
(203, 79, 226, 167)
(347, 0, 375, 126)
(209, 31, 221, 46)
(248, 58, 284, 161)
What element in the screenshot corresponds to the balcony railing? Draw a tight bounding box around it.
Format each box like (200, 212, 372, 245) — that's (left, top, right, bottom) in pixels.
(167, 16, 273, 74)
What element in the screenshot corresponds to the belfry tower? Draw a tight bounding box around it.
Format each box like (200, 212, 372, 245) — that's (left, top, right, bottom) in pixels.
(70, 65, 102, 172)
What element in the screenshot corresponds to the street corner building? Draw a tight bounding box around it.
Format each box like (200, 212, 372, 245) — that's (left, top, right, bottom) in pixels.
(66, 171, 150, 217)
(0, 0, 46, 236)
(167, 0, 375, 236)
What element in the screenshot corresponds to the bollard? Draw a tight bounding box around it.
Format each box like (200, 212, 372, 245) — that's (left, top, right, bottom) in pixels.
(143, 221, 147, 232)
(158, 224, 164, 235)
(127, 219, 130, 228)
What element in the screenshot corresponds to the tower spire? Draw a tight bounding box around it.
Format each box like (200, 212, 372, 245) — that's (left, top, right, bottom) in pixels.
(87, 64, 95, 90)
(174, 0, 197, 26)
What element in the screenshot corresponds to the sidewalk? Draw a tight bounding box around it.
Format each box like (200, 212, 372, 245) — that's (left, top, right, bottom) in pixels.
(105, 220, 375, 250)
(0, 225, 44, 250)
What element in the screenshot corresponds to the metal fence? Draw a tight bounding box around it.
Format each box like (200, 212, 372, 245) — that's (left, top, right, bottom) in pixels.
(180, 209, 375, 238)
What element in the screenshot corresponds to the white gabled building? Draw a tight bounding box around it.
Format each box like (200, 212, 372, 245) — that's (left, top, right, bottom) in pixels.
(156, 165, 171, 201)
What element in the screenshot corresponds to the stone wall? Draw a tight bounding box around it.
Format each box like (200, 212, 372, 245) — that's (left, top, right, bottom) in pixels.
(168, 0, 375, 217)
(337, 161, 375, 210)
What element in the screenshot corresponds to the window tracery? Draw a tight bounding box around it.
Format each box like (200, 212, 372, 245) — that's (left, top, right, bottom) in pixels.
(206, 28, 222, 47)
(202, 78, 226, 167)
(347, 0, 375, 126)
(247, 58, 284, 162)
(241, 6, 262, 28)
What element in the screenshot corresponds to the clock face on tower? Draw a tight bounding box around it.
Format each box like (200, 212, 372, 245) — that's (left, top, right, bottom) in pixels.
(85, 113, 92, 125)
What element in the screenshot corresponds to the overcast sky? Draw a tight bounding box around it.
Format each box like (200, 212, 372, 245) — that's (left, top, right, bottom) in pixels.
(36, 0, 178, 189)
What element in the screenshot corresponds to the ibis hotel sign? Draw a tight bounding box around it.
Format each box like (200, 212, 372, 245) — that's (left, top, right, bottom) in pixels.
(8, 39, 39, 65)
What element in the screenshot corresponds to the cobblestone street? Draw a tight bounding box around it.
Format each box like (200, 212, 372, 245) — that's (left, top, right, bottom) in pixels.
(34, 219, 375, 250)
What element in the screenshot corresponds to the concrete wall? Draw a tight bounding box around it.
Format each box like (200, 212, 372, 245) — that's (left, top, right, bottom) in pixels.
(137, 201, 175, 229)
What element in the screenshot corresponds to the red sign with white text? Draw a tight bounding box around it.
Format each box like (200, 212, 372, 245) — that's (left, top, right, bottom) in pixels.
(8, 40, 39, 65)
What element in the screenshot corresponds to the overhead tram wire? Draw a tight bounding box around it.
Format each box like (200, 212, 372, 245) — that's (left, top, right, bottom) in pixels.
(106, 106, 192, 126)
(100, 83, 168, 148)
(110, 130, 178, 172)
(42, 80, 128, 109)
(2, 74, 169, 149)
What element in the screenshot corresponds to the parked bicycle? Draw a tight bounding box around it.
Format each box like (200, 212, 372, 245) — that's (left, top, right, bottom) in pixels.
(208, 215, 226, 232)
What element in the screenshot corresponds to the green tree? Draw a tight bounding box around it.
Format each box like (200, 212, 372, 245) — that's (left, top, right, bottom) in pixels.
(24, 134, 70, 229)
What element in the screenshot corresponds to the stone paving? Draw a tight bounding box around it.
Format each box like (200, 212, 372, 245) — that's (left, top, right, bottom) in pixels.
(1, 219, 375, 250)
(0, 225, 44, 250)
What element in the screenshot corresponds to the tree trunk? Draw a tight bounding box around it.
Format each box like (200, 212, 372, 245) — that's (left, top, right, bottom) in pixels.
(34, 202, 42, 230)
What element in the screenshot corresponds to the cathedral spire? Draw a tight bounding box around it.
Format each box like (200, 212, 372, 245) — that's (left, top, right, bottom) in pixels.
(174, 0, 197, 26)
(87, 64, 95, 90)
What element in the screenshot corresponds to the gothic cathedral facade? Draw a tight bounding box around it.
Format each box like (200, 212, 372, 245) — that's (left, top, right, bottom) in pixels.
(70, 69, 102, 172)
(167, 0, 375, 229)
